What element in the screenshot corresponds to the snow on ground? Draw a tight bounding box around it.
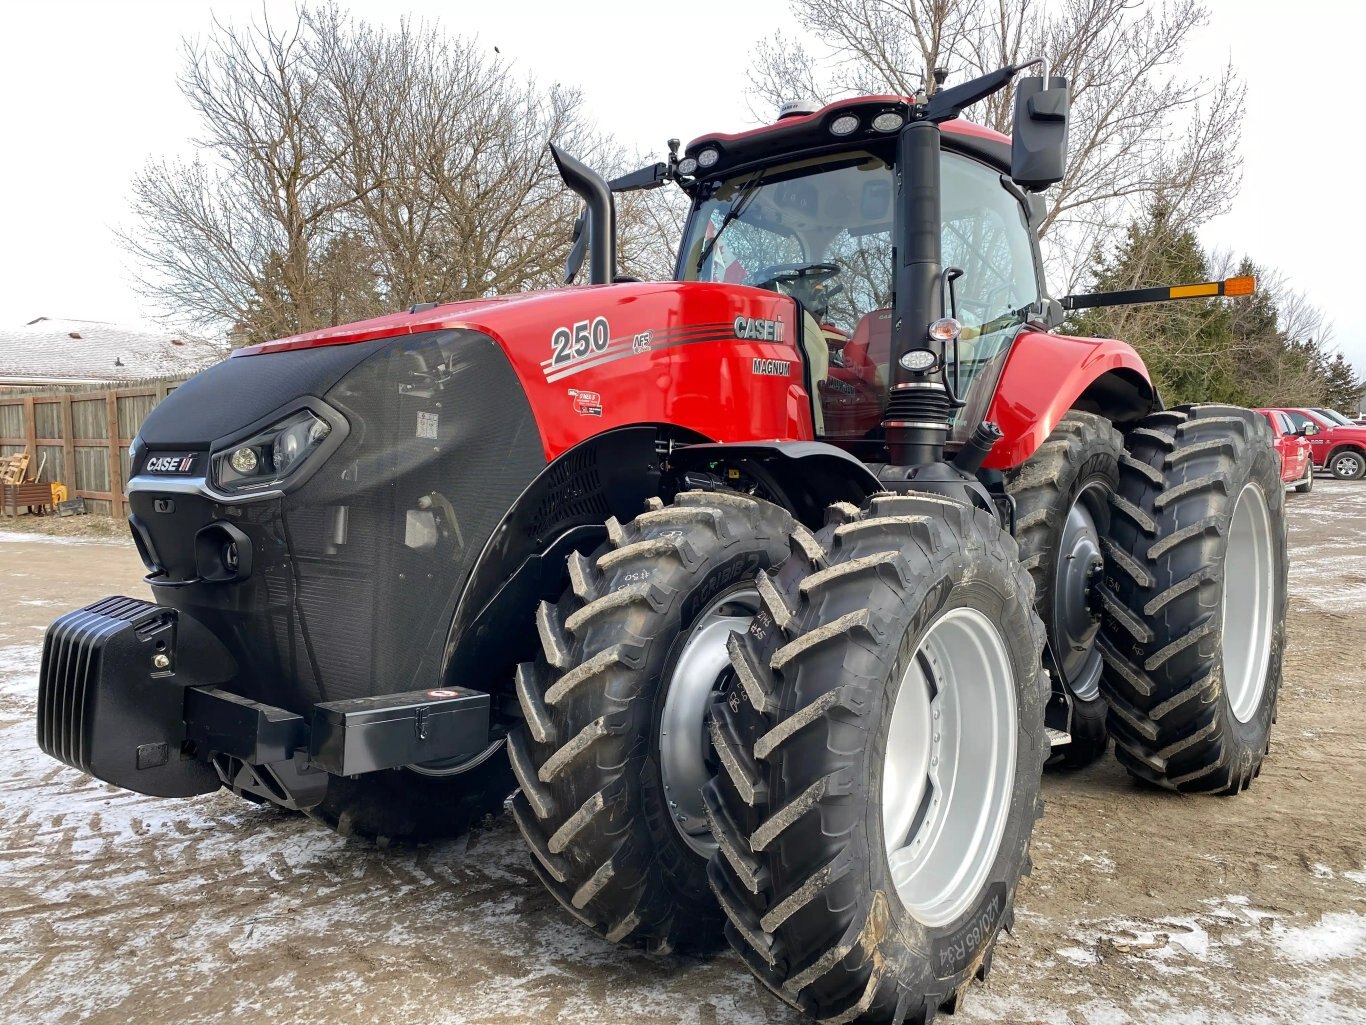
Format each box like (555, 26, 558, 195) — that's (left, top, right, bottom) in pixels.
(0, 531, 126, 546)
(2, 484, 1365, 1024)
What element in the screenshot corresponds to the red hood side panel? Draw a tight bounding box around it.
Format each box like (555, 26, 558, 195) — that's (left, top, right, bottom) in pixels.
(984, 330, 1152, 470)
(238, 282, 815, 461)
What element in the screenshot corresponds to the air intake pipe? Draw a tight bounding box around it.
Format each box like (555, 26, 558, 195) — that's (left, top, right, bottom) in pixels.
(550, 143, 616, 285)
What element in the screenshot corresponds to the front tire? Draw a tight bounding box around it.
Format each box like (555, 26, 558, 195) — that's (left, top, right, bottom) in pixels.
(706, 495, 1046, 1024)
(509, 490, 794, 953)
(1328, 449, 1365, 480)
(1005, 411, 1122, 769)
(1294, 460, 1313, 494)
(1098, 405, 1288, 793)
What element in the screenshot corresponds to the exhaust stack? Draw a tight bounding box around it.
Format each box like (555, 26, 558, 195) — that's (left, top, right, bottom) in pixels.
(550, 143, 616, 285)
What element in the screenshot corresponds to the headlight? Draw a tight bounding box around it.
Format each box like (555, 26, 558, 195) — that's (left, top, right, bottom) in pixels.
(213, 409, 333, 494)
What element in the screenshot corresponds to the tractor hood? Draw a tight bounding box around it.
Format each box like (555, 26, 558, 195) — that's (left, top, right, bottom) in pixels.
(233, 284, 607, 357)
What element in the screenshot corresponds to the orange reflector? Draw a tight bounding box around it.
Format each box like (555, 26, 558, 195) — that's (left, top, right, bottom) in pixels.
(1170, 282, 1220, 299)
(1223, 275, 1256, 296)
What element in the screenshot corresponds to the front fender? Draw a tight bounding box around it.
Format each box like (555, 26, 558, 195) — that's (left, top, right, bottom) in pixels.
(671, 441, 883, 528)
(983, 331, 1154, 470)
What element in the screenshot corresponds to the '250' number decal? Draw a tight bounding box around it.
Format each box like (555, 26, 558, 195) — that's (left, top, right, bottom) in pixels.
(551, 317, 610, 366)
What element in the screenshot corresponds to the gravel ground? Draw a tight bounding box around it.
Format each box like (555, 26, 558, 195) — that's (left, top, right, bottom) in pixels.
(0, 483, 1363, 1025)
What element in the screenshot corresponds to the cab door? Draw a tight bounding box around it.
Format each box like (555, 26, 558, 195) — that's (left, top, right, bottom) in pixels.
(1274, 411, 1308, 480)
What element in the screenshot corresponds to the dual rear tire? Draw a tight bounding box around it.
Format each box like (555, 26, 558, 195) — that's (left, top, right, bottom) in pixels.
(507, 402, 1288, 1022)
(510, 488, 1046, 1020)
(705, 495, 1046, 1023)
(1096, 405, 1287, 792)
(1006, 412, 1122, 769)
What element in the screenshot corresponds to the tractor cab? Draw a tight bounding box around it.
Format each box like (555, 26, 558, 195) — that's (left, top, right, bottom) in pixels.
(669, 112, 1042, 452)
(585, 62, 1073, 490)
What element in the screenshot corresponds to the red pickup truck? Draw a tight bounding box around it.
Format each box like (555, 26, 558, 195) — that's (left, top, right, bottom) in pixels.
(1263, 407, 1366, 480)
(1255, 408, 1314, 492)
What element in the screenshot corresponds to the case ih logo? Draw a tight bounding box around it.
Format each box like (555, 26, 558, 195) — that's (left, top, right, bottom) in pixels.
(734, 316, 785, 342)
(144, 454, 197, 474)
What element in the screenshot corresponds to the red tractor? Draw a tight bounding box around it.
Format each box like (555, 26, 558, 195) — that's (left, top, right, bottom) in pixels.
(37, 62, 1286, 1024)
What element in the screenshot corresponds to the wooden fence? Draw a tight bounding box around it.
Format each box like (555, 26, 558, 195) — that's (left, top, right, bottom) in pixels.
(0, 381, 182, 517)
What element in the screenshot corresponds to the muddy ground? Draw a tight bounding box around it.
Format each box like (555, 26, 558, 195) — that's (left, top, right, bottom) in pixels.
(1, 483, 1363, 1025)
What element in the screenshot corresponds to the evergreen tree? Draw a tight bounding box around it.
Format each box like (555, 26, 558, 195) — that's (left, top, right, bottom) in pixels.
(1067, 203, 1365, 409)
(1068, 201, 1240, 404)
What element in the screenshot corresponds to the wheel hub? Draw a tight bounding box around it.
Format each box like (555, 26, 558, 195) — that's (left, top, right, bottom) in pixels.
(658, 588, 760, 857)
(1052, 483, 1108, 702)
(882, 607, 1018, 928)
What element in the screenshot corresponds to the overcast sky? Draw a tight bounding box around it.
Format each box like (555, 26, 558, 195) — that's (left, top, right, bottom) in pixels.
(2, 0, 1362, 372)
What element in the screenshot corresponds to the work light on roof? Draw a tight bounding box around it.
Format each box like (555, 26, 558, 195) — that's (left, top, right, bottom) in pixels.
(830, 114, 860, 136)
(677, 157, 698, 176)
(696, 148, 720, 169)
(872, 110, 906, 132)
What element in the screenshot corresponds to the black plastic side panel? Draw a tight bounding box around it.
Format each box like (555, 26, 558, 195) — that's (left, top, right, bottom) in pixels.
(133, 330, 545, 714)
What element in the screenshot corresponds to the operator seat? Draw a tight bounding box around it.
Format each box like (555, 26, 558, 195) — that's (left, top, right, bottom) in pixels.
(821, 308, 891, 438)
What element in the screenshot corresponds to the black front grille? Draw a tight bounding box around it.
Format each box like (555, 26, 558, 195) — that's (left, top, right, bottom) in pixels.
(38, 596, 167, 771)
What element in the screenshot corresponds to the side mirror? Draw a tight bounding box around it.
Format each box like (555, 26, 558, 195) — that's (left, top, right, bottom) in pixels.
(1302, 423, 1320, 437)
(1010, 75, 1070, 192)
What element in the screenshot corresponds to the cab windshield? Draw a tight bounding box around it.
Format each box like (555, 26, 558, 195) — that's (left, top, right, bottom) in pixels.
(677, 149, 1041, 444)
(678, 152, 895, 336)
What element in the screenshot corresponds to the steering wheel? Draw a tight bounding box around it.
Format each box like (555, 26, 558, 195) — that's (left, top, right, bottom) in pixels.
(746, 262, 842, 291)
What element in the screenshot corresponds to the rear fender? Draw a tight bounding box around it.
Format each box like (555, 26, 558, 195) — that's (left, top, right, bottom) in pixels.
(984, 331, 1155, 470)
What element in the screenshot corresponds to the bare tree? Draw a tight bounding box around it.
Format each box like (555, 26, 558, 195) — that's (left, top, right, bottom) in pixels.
(121, 5, 618, 344)
(747, 0, 1245, 292)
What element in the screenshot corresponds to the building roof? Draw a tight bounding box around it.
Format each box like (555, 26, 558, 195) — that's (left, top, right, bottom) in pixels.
(0, 318, 228, 386)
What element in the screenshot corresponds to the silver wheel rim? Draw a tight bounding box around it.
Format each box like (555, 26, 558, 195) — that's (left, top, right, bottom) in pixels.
(659, 587, 760, 857)
(882, 607, 1018, 928)
(1052, 481, 1107, 701)
(1336, 454, 1361, 477)
(1223, 482, 1275, 723)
